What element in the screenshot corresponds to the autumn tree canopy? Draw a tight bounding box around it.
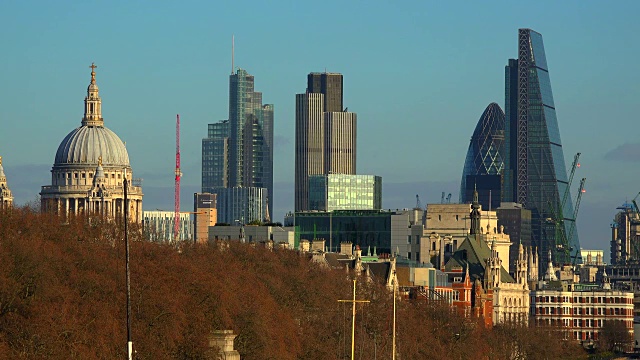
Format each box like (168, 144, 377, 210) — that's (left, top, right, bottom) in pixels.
(0, 208, 587, 359)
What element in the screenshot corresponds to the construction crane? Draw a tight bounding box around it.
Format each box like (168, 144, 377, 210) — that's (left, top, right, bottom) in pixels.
(446, 193, 452, 204)
(441, 192, 445, 204)
(174, 114, 182, 242)
(415, 194, 422, 210)
(567, 178, 586, 267)
(547, 153, 581, 265)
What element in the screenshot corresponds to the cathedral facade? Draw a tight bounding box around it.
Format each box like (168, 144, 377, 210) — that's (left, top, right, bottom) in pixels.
(40, 64, 142, 222)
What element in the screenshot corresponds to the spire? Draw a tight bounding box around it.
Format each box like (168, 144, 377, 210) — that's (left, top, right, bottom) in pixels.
(470, 184, 481, 235)
(82, 63, 104, 127)
(0, 156, 5, 178)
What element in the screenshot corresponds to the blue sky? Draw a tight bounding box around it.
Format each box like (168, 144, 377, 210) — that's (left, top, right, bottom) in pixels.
(1, 0, 639, 255)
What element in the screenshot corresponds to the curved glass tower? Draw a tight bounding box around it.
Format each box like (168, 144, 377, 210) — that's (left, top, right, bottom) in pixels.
(504, 29, 581, 267)
(460, 102, 505, 210)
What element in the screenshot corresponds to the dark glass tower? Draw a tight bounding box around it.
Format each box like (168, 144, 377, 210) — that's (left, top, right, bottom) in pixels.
(504, 29, 581, 267)
(202, 68, 273, 219)
(460, 102, 505, 210)
(307, 72, 344, 112)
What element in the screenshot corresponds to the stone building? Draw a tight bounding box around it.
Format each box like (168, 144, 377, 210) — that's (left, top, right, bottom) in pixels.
(444, 190, 530, 326)
(0, 156, 13, 209)
(40, 64, 142, 221)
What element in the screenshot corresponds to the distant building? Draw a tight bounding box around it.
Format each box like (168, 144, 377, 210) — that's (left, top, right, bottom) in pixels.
(202, 121, 229, 191)
(202, 68, 273, 220)
(503, 29, 581, 267)
(212, 187, 267, 225)
(309, 174, 381, 211)
(143, 210, 192, 242)
(209, 224, 295, 248)
(530, 283, 634, 343)
(444, 190, 530, 326)
(0, 156, 13, 209)
(610, 202, 640, 264)
(40, 64, 143, 222)
(193, 193, 217, 244)
(581, 249, 604, 266)
(295, 72, 357, 211)
(496, 202, 532, 274)
(459, 102, 505, 211)
(294, 209, 414, 255)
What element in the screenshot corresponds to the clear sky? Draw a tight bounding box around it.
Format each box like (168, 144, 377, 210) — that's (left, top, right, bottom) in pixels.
(1, 0, 639, 256)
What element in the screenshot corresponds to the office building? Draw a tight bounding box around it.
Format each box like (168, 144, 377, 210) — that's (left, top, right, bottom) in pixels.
(294, 209, 413, 255)
(496, 202, 532, 274)
(193, 193, 218, 244)
(309, 174, 381, 211)
(295, 72, 357, 211)
(611, 202, 640, 264)
(202, 68, 273, 220)
(213, 187, 266, 225)
(459, 102, 505, 210)
(202, 121, 229, 191)
(530, 283, 634, 343)
(503, 29, 580, 268)
(143, 210, 192, 242)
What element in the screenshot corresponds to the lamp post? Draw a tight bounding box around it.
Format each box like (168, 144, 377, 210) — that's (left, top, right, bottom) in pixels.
(124, 173, 132, 360)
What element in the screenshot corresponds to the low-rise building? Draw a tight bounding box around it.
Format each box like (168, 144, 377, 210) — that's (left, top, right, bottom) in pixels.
(530, 282, 634, 343)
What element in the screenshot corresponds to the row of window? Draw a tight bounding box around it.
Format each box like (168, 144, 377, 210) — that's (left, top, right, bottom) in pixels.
(535, 306, 632, 316)
(57, 172, 123, 179)
(533, 295, 632, 304)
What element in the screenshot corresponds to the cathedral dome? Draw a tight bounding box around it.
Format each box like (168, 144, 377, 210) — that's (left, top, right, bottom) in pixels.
(53, 63, 130, 167)
(54, 126, 130, 166)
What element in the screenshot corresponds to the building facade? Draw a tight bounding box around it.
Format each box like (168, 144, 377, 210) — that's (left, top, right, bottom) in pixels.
(496, 202, 532, 273)
(294, 209, 414, 255)
(503, 29, 581, 268)
(202, 121, 229, 191)
(308, 174, 381, 211)
(295, 72, 357, 211)
(143, 210, 192, 242)
(212, 187, 266, 225)
(459, 102, 505, 210)
(0, 156, 13, 209)
(193, 193, 218, 244)
(611, 202, 640, 264)
(40, 64, 143, 222)
(202, 68, 273, 219)
(530, 286, 634, 342)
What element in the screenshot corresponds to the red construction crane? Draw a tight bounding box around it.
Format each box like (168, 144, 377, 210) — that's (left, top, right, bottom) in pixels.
(174, 114, 182, 241)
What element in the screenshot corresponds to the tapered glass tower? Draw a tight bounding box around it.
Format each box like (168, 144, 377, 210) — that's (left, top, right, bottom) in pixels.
(504, 29, 581, 267)
(460, 103, 505, 210)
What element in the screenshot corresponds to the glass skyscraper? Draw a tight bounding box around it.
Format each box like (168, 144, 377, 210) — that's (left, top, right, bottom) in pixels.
(309, 174, 382, 211)
(202, 120, 229, 191)
(504, 29, 580, 266)
(459, 102, 505, 210)
(202, 68, 274, 221)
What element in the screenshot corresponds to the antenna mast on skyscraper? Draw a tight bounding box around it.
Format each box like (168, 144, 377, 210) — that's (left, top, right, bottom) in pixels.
(174, 114, 182, 241)
(231, 35, 234, 74)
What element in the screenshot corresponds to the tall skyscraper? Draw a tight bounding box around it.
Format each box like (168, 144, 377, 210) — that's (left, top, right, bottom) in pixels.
(459, 102, 505, 210)
(202, 120, 229, 191)
(503, 29, 580, 267)
(295, 72, 356, 211)
(201, 68, 273, 221)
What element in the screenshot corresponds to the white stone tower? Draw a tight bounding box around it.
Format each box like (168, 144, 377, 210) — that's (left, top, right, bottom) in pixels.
(0, 156, 14, 209)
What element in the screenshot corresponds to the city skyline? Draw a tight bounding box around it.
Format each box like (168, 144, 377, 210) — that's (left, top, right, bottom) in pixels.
(2, 1, 640, 257)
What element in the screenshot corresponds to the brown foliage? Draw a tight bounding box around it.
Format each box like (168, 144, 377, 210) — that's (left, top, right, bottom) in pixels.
(0, 208, 588, 359)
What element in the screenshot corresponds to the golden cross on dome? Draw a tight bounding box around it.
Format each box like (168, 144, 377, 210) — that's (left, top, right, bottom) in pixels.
(98, 156, 102, 166)
(90, 63, 97, 84)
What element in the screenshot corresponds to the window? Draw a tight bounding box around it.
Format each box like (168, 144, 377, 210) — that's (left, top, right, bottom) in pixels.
(408, 235, 411, 244)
